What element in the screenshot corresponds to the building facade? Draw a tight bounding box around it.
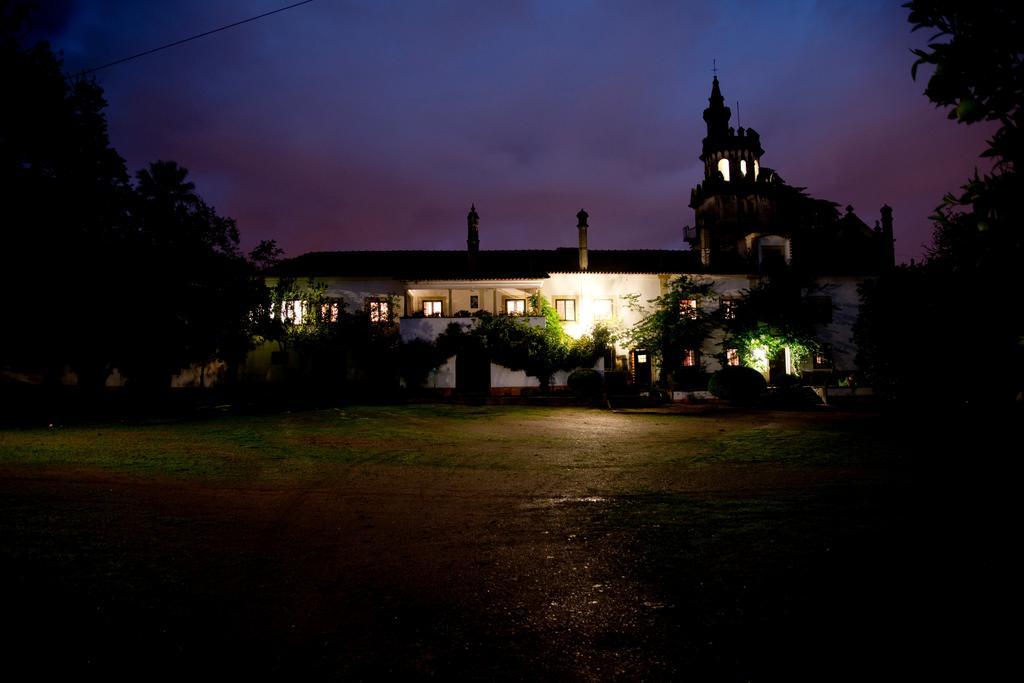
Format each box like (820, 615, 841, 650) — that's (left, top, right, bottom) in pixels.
(249, 77, 893, 393)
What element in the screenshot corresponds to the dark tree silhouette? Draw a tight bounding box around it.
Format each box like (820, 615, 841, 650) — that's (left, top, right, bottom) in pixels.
(855, 4, 1023, 402)
(117, 161, 280, 390)
(2, 5, 278, 393)
(1, 2, 132, 387)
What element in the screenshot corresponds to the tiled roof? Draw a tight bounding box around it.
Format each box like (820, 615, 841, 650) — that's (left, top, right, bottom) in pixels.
(268, 247, 702, 279)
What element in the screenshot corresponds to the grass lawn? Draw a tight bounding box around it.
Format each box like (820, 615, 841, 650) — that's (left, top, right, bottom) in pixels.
(0, 404, 1009, 680)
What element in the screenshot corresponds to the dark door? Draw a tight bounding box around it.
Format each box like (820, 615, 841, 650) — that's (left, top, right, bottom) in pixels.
(631, 349, 652, 386)
(769, 348, 788, 385)
(456, 346, 490, 394)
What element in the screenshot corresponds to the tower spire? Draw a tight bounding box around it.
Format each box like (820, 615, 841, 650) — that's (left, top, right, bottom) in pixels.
(703, 73, 731, 139)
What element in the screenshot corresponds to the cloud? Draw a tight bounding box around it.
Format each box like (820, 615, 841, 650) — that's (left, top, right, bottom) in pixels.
(48, 0, 994, 261)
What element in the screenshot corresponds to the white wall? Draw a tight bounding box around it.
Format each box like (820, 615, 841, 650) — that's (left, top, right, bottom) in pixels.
(490, 357, 604, 389)
(815, 276, 863, 373)
(491, 364, 540, 389)
(425, 356, 456, 389)
(540, 272, 663, 342)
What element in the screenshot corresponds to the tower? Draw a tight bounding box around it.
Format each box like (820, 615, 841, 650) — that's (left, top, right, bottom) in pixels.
(688, 76, 779, 269)
(699, 76, 764, 184)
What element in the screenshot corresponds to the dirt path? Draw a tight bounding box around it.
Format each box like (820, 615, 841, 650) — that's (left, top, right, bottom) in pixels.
(0, 408, 969, 680)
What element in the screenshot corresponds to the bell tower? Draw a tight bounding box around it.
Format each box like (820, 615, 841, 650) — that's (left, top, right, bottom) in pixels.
(688, 75, 776, 268)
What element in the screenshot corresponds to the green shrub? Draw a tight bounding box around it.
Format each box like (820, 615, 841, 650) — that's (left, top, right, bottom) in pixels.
(708, 366, 767, 404)
(567, 368, 603, 398)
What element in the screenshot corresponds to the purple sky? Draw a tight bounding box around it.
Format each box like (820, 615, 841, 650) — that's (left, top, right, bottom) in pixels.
(47, 0, 994, 263)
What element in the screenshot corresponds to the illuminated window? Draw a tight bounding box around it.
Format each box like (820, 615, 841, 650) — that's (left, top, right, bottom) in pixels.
(679, 298, 698, 319)
(720, 299, 737, 320)
(505, 299, 526, 316)
(321, 302, 339, 323)
(423, 299, 443, 317)
(682, 349, 697, 367)
(754, 159, 760, 180)
(554, 299, 576, 322)
(636, 353, 648, 364)
(282, 300, 305, 325)
(717, 158, 730, 181)
(593, 298, 613, 321)
(726, 348, 740, 366)
(814, 345, 831, 369)
(740, 159, 747, 177)
(367, 299, 390, 324)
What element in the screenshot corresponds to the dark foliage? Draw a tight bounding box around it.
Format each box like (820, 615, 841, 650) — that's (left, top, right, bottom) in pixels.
(1, 7, 274, 390)
(398, 337, 450, 390)
(856, 3, 1023, 402)
(708, 366, 767, 405)
(719, 271, 826, 376)
(567, 368, 603, 399)
(622, 276, 717, 385)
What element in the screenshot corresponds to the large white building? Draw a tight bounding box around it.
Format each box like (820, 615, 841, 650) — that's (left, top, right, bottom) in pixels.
(249, 77, 893, 394)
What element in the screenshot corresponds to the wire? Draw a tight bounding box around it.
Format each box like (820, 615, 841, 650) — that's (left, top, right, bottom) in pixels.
(79, 0, 316, 75)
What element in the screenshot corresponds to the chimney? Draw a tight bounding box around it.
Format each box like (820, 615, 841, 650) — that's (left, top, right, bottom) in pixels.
(577, 208, 589, 271)
(879, 204, 895, 269)
(467, 204, 479, 271)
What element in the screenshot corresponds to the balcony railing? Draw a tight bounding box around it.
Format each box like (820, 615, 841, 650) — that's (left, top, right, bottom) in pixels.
(399, 316, 547, 342)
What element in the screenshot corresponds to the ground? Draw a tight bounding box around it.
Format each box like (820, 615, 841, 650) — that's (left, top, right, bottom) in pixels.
(0, 405, 1010, 680)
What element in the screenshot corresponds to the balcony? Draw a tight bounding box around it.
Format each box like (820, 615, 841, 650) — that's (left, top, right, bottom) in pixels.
(399, 315, 547, 342)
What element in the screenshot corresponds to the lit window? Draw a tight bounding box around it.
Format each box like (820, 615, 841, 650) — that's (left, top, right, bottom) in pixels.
(282, 300, 305, 325)
(740, 159, 747, 177)
(726, 348, 740, 366)
(636, 353, 648, 364)
(679, 298, 698, 319)
(717, 158, 730, 181)
(423, 300, 443, 317)
(555, 299, 576, 322)
(682, 349, 697, 367)
(720, 299, 737, 320)
(593, 298, 613, 321)
(321, 302, 339, 323)
(754, 160, 760, 180)
(368, 299, 390, 324)
(505, 299, 526, 316)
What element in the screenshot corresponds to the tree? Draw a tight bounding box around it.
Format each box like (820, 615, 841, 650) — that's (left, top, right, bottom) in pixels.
(907, 1, 1023, 268)
(723, 272, 826, 379)
(113, 161, 271, 389)
(907, 1, 1022, 166)
(420, 297, 610, 392)
(855, 3, 1023, 401)
(1, 2, 132, 386)
(621, 276, 716, 385)
(1, 5, 279, 392)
